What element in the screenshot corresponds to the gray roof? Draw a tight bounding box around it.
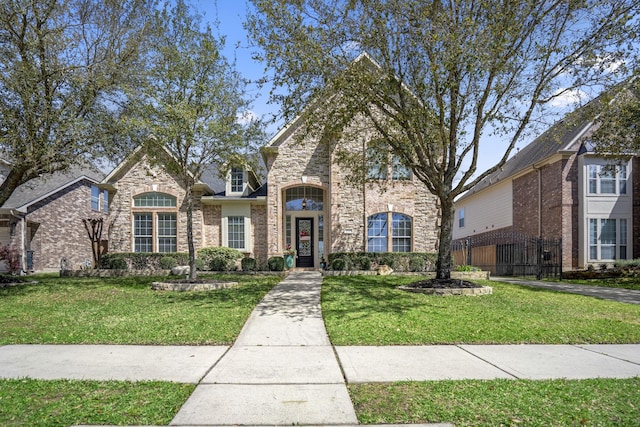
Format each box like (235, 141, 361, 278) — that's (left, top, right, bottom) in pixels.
(1, 163, 104, 211)
(460, 97, 600, 200)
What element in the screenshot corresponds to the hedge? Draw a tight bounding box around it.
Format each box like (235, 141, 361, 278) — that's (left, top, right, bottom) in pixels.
(327, 252, 437, 272)
(100, 252, 204, 270)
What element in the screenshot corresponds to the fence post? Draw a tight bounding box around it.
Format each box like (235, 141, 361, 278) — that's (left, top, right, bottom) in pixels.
(466, 236, 472, 266)
(536, 237, 543, 280)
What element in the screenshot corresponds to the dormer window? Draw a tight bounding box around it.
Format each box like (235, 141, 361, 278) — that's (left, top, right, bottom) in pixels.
(230, 167, 244, 194)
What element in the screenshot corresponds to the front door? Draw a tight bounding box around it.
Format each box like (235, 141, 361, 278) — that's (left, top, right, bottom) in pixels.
(296, 218, 314, 267)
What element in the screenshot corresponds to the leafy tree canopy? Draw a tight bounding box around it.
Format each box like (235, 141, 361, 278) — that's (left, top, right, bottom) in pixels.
(247, 0, 640, 278)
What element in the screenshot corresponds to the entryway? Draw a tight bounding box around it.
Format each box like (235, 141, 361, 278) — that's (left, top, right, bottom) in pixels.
(296, 218, 314, 267)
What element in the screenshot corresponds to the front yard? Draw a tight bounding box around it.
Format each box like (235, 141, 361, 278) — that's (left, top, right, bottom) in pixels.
(1, 273, 639, 426)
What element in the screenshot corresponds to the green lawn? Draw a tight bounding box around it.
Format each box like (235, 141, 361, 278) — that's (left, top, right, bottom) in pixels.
(0, 273, 281, 345)
(0, 379, 194, 426)
(322, 275, 640, 345)
(350, 378, 640, 426)
(553, 276, 640, 291)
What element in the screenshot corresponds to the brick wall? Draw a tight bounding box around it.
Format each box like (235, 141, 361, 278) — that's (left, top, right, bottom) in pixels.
(251, 204, 268, 264)
(512, 171, 540, 236)
(27, 180, 103, 271)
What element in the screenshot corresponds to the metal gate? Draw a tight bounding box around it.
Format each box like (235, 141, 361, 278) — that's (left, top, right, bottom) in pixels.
(452, 232, 562, 279)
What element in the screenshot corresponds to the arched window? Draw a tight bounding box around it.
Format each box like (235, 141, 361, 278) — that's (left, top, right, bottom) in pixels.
(367, 212, 412, 252)
(285, 186, 324, 211)
(132, 193, 177, 253)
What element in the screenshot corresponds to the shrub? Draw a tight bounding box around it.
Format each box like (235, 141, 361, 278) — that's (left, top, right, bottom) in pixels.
(159, 256, 177, 270)
(357, 256, 371, 271)
(107, 257, 128, 270)
(195, 258, 205, 271)
(241, 257, 257, 272)
(331, 258, 346, 271)
(268, 256, 284, 271)
(379, 254, 395, 268)
(409, 255, 425, 272)
(198, 247, 243, 271)
(0, 243, 21, 273)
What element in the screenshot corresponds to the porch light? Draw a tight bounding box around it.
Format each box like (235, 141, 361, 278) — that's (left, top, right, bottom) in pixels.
(302, 198, 307, 210)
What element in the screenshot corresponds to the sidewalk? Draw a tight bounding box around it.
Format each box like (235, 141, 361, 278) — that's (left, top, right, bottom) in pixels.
(1, 271, 639, 426)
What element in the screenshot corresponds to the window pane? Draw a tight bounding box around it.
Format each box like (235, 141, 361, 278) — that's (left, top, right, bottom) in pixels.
(133, 193, 176, 207)
(157, 213, 177, 253)
(367, 213, 388, 252)
(285, 187, 324, 211)
(392, 156, 411, 180)
(91, 185, 100, 210)
(102, 190, 109, 213)
(588, 165, 598, 194)
(366, 145, 388, 180)
(227, 216, 245, 249)
(134, 214, 153, 253)
(600, 219, 616, 260)
(392, 213, 412, 252)
(619, 165, 627, 194)
(599, 168, 616, 194)
(589, 219, 598, 260)
(231, 168, 244, 193)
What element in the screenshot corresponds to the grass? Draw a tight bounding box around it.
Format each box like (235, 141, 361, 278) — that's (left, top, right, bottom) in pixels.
(322, 275, 640, 344)
(552, 276, 640, 291)
(350, 378, 640, 426)
(0, 273, 281, 345)
(0, 378, 195, 426)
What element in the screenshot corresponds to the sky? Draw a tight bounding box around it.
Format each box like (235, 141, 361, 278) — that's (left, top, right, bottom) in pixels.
(191, 1, 605, 181)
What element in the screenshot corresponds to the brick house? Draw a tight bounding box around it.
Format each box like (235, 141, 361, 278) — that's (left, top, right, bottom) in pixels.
(0, 160, 107, 272)
(453, 98, 639, 271)
(100, 114, 440, 268)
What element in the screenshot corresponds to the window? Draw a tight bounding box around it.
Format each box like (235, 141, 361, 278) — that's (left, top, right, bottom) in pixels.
(227, 216, 245, 249)
(91, 185, 100, 210)
(588, 164, 627, 195)
(458, 208, 465, 228)
(230, 168, 244, 193)
(392, 156, 411, 180)
(132, 193, 177, 253)
(285, 187, 324, 211)
(367, 213, 388, 252)
(157, 213, 177, 253)
(588, 218, 628, 261)
(91, 185, 109, 213)
(392, 213, 412, 252)
(133, 193, 176, 207)
(367, 212, 413, 252)
(366, 146, 388, 180)
(134, 214, 153, 252)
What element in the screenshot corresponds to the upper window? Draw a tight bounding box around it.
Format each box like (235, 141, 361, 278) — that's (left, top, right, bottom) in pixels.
(367, 212, 412, 252)
(91, 185, 108, 213)
(285, 186, 324, 211)
(458, 208, 465, 228)
(588, 164, 627, 195)
(392, 156, 412, 180)
(366, 143, 411, 181)
(133, 193, 176, 207)
(230, 168, 244, 193)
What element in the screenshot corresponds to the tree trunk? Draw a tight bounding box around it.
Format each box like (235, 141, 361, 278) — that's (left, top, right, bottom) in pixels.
(185, 183, 197, 281)
(436, 196, 455, 280)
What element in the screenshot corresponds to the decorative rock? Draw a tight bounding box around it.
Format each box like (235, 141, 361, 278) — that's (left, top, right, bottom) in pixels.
(171, 266, 190, 275)
(151, 281, 239, 291)
(377, 265, 394, 276)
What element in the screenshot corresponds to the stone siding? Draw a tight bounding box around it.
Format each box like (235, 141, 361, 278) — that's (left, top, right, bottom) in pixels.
(107, 154, 202, 253)
(251, 204, 268, 264)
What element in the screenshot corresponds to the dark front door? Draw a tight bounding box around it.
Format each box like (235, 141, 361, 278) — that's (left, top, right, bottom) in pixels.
(296, 218, 314, 267)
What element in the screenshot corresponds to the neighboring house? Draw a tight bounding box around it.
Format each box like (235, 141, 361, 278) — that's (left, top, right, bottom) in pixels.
(101, 118, 441, 269)
(0, 160, 107, 272)
(453, 94, 639, 271)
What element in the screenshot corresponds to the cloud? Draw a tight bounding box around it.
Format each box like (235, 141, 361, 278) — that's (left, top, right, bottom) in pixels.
(236, 110, 258, 125)
(549, 87, 589, 108)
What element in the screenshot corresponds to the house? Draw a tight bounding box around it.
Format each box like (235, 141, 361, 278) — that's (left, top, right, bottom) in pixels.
(453, 91, 639, 271)
(100, 116, 441, 269)
(0, 160, 107, 272)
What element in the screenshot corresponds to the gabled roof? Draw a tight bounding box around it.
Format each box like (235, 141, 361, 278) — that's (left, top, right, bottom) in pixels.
(458, 96, 603, 201)
(1, 162, 104, 212)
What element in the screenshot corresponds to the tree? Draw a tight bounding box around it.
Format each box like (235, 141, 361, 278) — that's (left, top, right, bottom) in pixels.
(0, 0, 156, 207)
(591, 73, 640, 155)
(131, 0, 262, 280)
(246, 0, 640, 280)
(82, 217, 104, 268)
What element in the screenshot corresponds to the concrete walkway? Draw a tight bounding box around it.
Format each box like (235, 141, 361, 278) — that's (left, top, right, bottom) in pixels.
(1, 271, 640, 426)
(493, 277, 640, 304)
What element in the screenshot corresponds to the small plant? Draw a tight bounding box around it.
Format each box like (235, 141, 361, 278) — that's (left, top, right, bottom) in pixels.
(194, 258, 205, 271)
(455, 264, 479, 272)
(198, 247, 243, 271)
(283, 244, 296, 256)
(159, 256, 177, 270)
(358, 256, 372, 271)
(267, 256, 284, 271)
(241, 257, 257, 272)
(331, 258, 346, 271)
(409, 255, 425, 272)
(108, 257, 128, 270)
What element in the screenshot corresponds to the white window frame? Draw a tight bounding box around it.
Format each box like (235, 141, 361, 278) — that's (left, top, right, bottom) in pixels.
(228, 167, 246, 195)
(588, 217, 629, 262)
(132, 193, 178, 253)
(367, 212, 413, 253)
(221, 205, 251, 252)
(227, 216, 245, 250)
(587, 163, 627, 196)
